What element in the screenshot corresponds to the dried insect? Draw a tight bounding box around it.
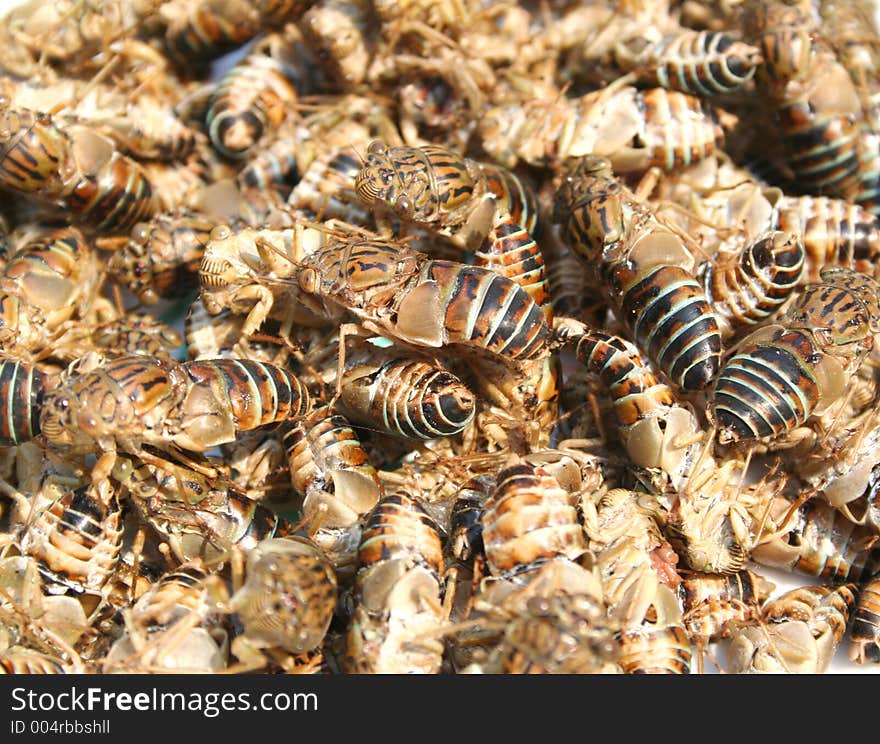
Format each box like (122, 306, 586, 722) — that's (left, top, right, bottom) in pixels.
(345, 492, 446, 673)
(478, 85, 727, 173)
(227, 536, 337, 670)
(750, 495, 880, 583)
(679, 569, 775, 644)
(0, 104, 158, 232)
(335, 339, 477, 441)
(104, 563, 227, 673)
(557, 319, 704, 486)
(286, 405, 381, 514)
(38, 354, 312, 482)
(0, 226, 105, 361)
(296, 236, 550, 363)
(615, 30, 762, 96)
(711, 266, 880, 443)
(206, 38, 303, 160)
(553, 156, 722, 391)
(481, 460, 587, 580)
(850, 575, 880, 663)
(774, 195, 880, 282)
(726, 583, 857, 674)
(0, 358, 46, 446)
(702, 230, 805, 339)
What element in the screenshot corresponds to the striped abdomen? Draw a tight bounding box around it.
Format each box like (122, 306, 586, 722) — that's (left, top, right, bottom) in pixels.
(288, 147, 371, 224)
(851, 577, 880, 664)
(446, 477, 491, 566)
(775, 195, 880, 281)
(634, 88, 725, 171)
(475, 216, 550, 316)
(284, 405, 382, 528)
(354, 140, 477, 225)
(629, 30, 761, 96)
(712, 327, 819, 442)
(609, 262, 722, 390)
(751, 499, 880, 582)
(207, 53, 299, 159)
(181, 358, 311, 433)
(0, 359, 45, 445)
(776, 99, 861, 196)
(481, 462, 586, 578)
(704, 231, 805, 338)
(618, 625, 692, 674)
(419, 260, 550, 361)
(357, 492, 444, 576)
(20, 484, 123, 594)
(571, 329, 676, 430)
(0, 107, 76, 198)
(68, 150, 158, 231)
(680, 570, 774, 643)
(338, 354, 476, 440)
(163, 0, 262, 66)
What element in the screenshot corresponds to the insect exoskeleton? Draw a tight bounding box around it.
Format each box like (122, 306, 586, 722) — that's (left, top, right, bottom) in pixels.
(615, 30, 762, 96)
(0, 226, 103, 360)
(774, 195, 880, 282)
(553, 156, 722, 391)
(205, 39, 303, 160)
(345, 492, 446, 673)
(0, 358, 46, 446)
(198, 222, 330, 337)
(38, 354, 312, 466)
(850, 575, 880, 663)
(679, 569, 776, 644)
(711, 266, 880, 443)
(16, 474, 123, 598)
(702, 230, 806, 339)
(229, 536, 337, 656)
(556, 318, 705, 486)
(101, 210, 215, 306)
(335, 339, 476, 440)
(481, 460, 587, 579)
(295, 237, 550, 363)
(726, 583, 858, 674)
(749, 496, 880, 583)
(104, 563, 228, 673)
(583, 487, 690, 673)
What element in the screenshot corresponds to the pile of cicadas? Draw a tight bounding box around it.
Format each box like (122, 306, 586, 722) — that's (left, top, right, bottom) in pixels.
(1, 0, 880, 675)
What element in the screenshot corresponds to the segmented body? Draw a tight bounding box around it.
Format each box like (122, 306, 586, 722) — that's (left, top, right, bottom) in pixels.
(727, 583, 857, 674)
(103, 211, 214, 305)
(481, 461, 586, 579)
(553, 156, 721, 390)
(39, 355, 311, 457)
(775, 195, 880, 282)
(346, 492, 445, 674)
(338, 345, 476, 440)
(206, 52, 300, 160)
(620, 30, 761, 96)
(679, 570, 774, 643)
(284, 404, 382, 528)
(750, 497, 880, 582)
(851, 576, 880, 663)
(712, 266, 880, 442)
(703, 231, 805, 338)
(18, 479, 123, 596)
(297, 238, 550, 362)
(0, 359, 45, 446)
